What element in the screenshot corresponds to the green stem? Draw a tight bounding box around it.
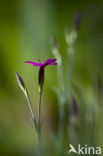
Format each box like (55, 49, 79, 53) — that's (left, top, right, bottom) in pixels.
(25, 90, 37, 132)
(57, 63, 64, 93)
(65, 54, 74, 98)
(37, 84, 43, 156)
(38, 90, 42, 135)
(37, 136, 42, 156)
(57, 61, 65, 154)
(58, 104, 65, 155)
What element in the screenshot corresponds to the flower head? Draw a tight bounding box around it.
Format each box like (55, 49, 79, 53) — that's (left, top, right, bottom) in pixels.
(25, 58, 57, 86)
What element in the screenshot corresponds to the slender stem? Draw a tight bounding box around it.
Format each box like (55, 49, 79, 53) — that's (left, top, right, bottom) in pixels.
(57, 31, 77, 154)
(57, 64, 64, 93)
(37, 84, 43, 156)
(25, 86, 43, 156)
(65, 54, 74, 98)
(38, 89, 42, 135)
(65, 31, 77, 99)
(25, 89, 37, 132)
(57, 61, 65, 154)
(37, 135, 42, 156)
(58, 105, 65, 137)
(58, 104, 65, 155)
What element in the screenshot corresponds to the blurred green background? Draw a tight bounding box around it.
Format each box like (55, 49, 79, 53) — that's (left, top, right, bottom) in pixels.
(0, 0, 103, 155)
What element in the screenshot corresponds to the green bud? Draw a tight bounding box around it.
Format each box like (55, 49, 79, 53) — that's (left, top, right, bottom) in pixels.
(15, 71, 26, 93)
(50, 36, 62, 66)
(65, 29, 77, 46)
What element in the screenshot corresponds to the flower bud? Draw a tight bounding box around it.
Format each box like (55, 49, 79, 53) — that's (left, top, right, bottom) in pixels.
(15, 71, 26, 92)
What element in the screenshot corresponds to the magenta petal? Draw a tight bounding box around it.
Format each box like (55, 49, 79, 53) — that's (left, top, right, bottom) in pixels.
(50, 62, 58, 65)
(44, 59, 57, 67)
(25, 61, 41, 67)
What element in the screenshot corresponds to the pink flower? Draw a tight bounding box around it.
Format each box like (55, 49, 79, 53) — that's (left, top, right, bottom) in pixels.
(25, 59, 57, 85)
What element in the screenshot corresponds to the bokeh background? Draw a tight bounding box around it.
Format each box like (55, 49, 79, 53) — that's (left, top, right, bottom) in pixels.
(0, 0, 103, 155)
